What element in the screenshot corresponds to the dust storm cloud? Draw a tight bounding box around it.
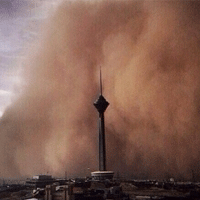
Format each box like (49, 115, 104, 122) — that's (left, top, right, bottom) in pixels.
(0, 0, 200, 180)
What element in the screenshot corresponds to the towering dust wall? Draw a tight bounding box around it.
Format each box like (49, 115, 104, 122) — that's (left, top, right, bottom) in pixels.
(0, 0, 200, 180)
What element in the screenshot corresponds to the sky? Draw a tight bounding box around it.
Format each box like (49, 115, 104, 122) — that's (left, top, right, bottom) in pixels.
(0, 0, 54, 117)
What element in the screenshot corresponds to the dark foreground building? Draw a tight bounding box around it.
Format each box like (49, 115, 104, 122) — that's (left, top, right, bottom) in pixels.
(26, 175, 56, 188)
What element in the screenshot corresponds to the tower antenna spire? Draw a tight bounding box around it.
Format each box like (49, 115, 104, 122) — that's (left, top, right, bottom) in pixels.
(100, 66, 103, 95)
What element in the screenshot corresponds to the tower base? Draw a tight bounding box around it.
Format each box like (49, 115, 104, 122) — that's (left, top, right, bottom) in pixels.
(91, 171, 114, 180)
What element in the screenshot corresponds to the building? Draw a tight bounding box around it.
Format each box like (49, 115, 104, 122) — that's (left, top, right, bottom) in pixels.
(26, 175, 56, 188)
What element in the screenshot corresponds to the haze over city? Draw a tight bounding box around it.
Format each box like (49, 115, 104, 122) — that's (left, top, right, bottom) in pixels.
(0, 0, 200, 181)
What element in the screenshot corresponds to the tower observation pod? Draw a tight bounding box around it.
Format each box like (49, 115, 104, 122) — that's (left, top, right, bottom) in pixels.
(92, 68, 114, 180)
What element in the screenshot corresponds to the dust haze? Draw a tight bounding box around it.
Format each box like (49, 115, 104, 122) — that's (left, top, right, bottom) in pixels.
(0, 0, 200, 180)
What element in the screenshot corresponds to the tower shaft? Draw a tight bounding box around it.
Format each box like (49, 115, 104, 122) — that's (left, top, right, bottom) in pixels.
(99, 113, 106, 171)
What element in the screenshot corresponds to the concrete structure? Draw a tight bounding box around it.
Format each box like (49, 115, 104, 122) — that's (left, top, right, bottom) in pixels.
(91, 171, 114, 180)
(26, 175, 55, 188)
(92, 69, 114, 180)
(94, 94, 109, 171)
